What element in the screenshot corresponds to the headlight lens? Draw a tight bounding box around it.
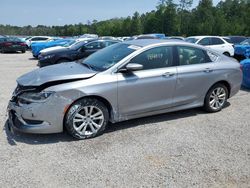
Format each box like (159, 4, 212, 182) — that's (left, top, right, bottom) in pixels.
(43, 54, 55, 60)
(19, 91, 54, 103)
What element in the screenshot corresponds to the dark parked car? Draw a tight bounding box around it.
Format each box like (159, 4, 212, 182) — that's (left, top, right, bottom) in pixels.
(226, 36, 247, 45)
(0, 37, 26, 53)
(38, 39, 120, 67)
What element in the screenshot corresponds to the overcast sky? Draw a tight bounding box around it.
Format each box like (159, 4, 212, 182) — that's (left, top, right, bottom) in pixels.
(0, 0, 221, 26)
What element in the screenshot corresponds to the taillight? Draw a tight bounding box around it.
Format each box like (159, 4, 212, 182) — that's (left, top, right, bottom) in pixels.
(3, 42, 12, 46)
(20, 43, 26, 46)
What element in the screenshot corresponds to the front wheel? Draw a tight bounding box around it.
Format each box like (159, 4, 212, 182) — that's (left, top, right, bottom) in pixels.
(65, 98, 109, 139)
(204, 84, 228, 113)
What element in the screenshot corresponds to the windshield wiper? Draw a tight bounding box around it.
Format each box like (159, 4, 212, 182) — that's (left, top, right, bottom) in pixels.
(81, 63, 93, 70)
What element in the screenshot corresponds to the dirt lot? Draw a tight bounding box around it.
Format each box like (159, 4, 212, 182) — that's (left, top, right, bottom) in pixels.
(0, 52, 249, 188)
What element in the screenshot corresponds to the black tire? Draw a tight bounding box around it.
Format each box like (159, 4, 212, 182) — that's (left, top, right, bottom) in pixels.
(65, 98, 109, 139)
(56, 59, 70, 64)
(223, 52, 230, 57)
(21, 50, 26, 53)
(204, 83, 228, 113)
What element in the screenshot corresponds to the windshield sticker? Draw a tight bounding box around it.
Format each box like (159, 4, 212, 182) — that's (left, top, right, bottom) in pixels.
(128, 45, 141, 50)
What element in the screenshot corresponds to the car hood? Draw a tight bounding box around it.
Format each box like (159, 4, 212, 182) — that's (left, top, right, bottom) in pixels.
(17, 62, 97, 87)
(40, 46, 72, 55)
(40, 46, 66, 54)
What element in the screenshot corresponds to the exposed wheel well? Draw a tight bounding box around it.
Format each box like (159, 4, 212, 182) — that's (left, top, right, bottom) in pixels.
(223, 52, 230, 56)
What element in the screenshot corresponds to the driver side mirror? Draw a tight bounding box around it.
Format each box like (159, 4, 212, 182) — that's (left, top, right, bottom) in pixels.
(119, 63, 143, 73)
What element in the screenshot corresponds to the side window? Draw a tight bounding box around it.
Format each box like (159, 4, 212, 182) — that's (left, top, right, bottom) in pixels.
(32, 37, 48, 41)
(198, 38, 210, 46)
(177, 46, 210, 65)
(105, 41, 118, 47)
(129, 46, 173, 70)
(31, 37, 38, 41)
(85, 42, 102, 49)
(211, 37, 224, 45)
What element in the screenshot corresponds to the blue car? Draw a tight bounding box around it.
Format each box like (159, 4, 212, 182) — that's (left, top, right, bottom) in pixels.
(31, 39, 74, 58)
(234, 38, 250, 60)
(240, 49, 250, 89)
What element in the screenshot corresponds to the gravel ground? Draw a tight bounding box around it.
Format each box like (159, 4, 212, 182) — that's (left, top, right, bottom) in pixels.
(0, 52, 249, 188)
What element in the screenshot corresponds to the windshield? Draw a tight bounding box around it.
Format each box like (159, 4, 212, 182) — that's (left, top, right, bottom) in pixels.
(82, 43, 136, 71)
(185, 37, 198, 43)
(223, 38, 232, 43)
(240, 39, 250, 45)
(63, 40, 76, 47)
(70, 40, 90, 50)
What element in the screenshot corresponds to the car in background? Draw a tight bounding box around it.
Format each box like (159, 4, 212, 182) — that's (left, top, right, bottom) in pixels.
(234, 38, 250, 60)
(78, 34, 98, 39)
(185, 36, 234, 56)
(31, 39, 74, 58)
(99, 36, 117, 40)
(226, 36, 247, 45)
(38, 39, 120, 67)
(240, 58, 250, 89)
(25, 36, 53, 48)
(168, 36, 185, 40)
(38, 38, 92, 55)
(8, 39, 242, 139)
(0, 37, 26, 53)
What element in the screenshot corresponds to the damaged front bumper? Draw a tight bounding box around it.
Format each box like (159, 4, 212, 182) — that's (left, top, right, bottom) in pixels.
(8, 102, 53, 134)
(7, 93, 69, 134)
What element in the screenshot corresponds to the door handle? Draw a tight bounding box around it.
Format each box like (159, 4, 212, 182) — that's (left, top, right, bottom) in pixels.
(162, 72, 175, 77)
(203, 68, 213, 73)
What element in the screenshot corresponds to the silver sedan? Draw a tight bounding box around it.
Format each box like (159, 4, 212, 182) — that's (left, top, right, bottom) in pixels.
(8, 39, 242, 139)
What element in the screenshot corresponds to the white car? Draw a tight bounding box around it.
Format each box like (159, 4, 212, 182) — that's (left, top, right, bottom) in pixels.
(25, 36, 53, 48)
(186, 36, 234, 56)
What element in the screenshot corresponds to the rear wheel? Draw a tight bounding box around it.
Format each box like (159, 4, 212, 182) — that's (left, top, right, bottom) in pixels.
(65, 98, 109, 139)
(204, 83, 228, 112)
(21, 49, 26, 53)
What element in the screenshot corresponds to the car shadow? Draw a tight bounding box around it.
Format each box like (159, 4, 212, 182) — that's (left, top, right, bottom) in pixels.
(1, 51, 22, 54)
(3, 102, 231, 146)
(3, 121, 75, 146)
(29, 57, 37, 60)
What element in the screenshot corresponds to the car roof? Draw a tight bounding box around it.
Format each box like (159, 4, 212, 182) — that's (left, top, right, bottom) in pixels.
(187, 36, 223, 39)
(123, 39, 186, 47)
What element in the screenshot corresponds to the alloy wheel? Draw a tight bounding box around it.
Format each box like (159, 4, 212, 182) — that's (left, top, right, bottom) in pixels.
(72, 106, 104, 136)
(209, 87, 226, 110)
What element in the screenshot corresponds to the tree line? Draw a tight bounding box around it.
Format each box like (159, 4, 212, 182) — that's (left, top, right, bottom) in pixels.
(0, 0, 249, 37)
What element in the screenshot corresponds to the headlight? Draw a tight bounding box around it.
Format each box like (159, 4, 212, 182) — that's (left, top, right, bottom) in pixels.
(43, 54, 55, 60)
(19, 91, 54, 103)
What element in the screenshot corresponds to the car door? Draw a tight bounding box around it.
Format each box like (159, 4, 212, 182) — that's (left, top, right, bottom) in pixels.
(209, 37, 226, 54)
(174, 45, 216, 106)
(117, 46, 177, 117)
